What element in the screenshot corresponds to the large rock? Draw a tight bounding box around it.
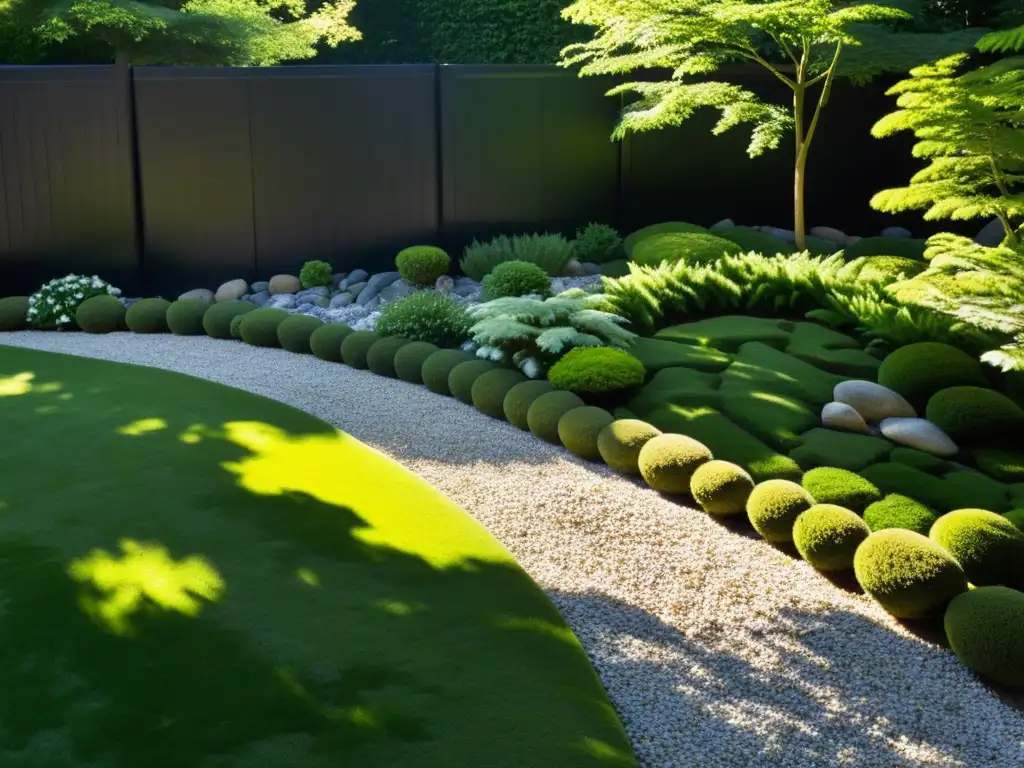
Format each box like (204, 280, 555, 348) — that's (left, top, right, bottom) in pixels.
(251, 281, 270, 293)
(356, 271, 401, 306)
(339, 269, 368, 290)
(763, 227, 796, 243)
(178, 288, 214, 303)
(330, 292, 355, 308)
(881, 226, 912, 239)
(581, 262, 602, 275)
(269, 274, 301, 295)
(880, 417, 958, 458)
(810, 226, 846, 245)
(435, 275, 455, 294)
(214, 278, 248, 302)
(346, 281, 368, 297)
(453, 277, 479, 298)
(378, 279, 416, 304)
(834, 380, 916, 423)
(822, 402, 870, 434)
(974, 218, 1005, 247)
(249, 290, 270, 307)
(297, 286, 330, 301)
(562, 259, 586, 277)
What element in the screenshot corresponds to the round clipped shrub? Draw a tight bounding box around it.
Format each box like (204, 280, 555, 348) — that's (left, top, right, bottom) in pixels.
(853, 529, 968, 618)
(239, 307, 289, 347)
(125, 298, 171, 333)
(480, 260, 552, 301)
(877, 342, 987, 407)
(792, 504, 871, 571)
(945, 586, 1024, 689)
(689, 460, 755, 516)
(527, 390, 586, 444)
(340, 330, 380, 369)
(299, 259, 332, 289)
(449, 360, 499, 405)
(844, 236, 927, 262)
(597, 419, 662, 475)
(471, 368, 527, 419)
(558, 406, 615, 461)
(166, 299, 209, 336)
(376, 291, 471, 348)
(503, 380, 556, 430)
(623, 221, 709, 257)
(75, 294, 126, 333)
(202, 300, 255, 339)
(1006, 508, 1024, 532)
(229, 314, 246, 339)
(801, 467, 882, 513)
(394, 341, 439, 383)
(547, 347, 645, 406)
(0, 296, 30, 331)
(309, 322, 354, 362)
(930, 508, 1024, 588)
(366, 336, 412, 377)
(638, 434, 713, 494)
(574, 222, 622, 264)
(395, 245, 450, 287)
(277, 314, 323, 354)
(631, 232, 741, 267)
(926, 386, 1024, 446)
(864, 494, 937, 535)
(746, 480, 815, 543)
(421, 349, 476, 395)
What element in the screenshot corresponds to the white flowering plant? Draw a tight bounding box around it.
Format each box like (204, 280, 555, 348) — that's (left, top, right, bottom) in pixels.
(27, 274, 121, 329)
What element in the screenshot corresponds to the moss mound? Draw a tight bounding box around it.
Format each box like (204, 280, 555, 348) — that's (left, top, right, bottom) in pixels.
(631, 232, 742, 267)
(926, 386, 1024, 446)
(746, 479, 815, 543)
(844, 236, 927, 261)
(720, 341, 844, 405)
(714, 226, 795, 256)
(638, 434, 713, 494)
(125, 298, 171, 334)
(340, 331, 381, 369)
(975, 448, 1024, 483)
(394, 341, 440, 383)
(801, 467, 882, 512)
(930, 508, 1024, 588)
(944, 586, 1024, 689)
(864, 494, 937, 535)
(627, 337, 732, 373)
(889, 447, 950, 474)
(941, 469, 1013, 513)
(366, 336, 412, 377)
(449, 360, 499, 405)
(0, 296, 30, 331)
(597, 419, 662, 475)
(421, 349, 477, 395)
(395, 245, 450, 287)
(547, 347, 645, 406)
(790, 429, 893, 472)
(558, 406, 616, 461)
(229, 314, 246, 339)
(75, 295, 126, 334)
(860, 462, 948, 511)
(471, 368, 528, 419)
(793, 504, 871, 571)
(689, 460, 755, 516)
(503, 380, 556, 430)
(309, 323, 354, 362)
(165, 299, 209, 336)
(278, 315, 323, 355)
(239, 308, 289, 348)
(655, 316, 792, 353)
(854, 529, 968, 618)
(877, 342, 987, 407)
(528, 391, 586, 444)
(202, 300, 255, 340)
(623, 221, 709, 257)
(1006, 508, 1024, 532)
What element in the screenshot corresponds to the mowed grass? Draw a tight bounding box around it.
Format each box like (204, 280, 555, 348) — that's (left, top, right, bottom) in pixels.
(0, 346, 635, 768)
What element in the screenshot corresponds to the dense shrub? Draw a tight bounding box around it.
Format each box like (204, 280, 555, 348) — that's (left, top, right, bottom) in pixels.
(230, 314, 246, 339)
(28, 274, 121, 329)
(125, 298, 171, 334)
(558, 406, 615, 461)
(239, 308, 289, 347)
(547, 346, 645, 405)
(853, 529, 968, 618)
(299, 260, 333, 289)
(877, 342, 988, 407)
(309, 323, 354, 362)
(166, 299, 210, 336)
(844, 236, 927, 261)
(480, 260, 552, 301)
(376, 291, 472, 349)
(793, 504, 871, 571)
(945, 586, 1024, 689)
(527, 390, 586, 444)
(622, 222, 709, 258)
(449, 360, 499, 404)
(202, 300, 255, 339)
(801, 467, 882, 513)
(745, 480, 815, 543)
(503, 380, 556, 429)
(460, 233, 574, 280)
(421, 349, 477, 395)
(340, 330, 381, 368)
(367, 336, 412, 376)
(471, 368, 527, 419)
(597, 419, 662, 475)
(75, 295, 126, 333)
(574, 222, 622, 263)
(864, 494, 937, 535)
(926, 386, 1024, 445)
(396, 246, 451, 287)
(930, 508, 1024, 588)
(278, 315, 323, 354)
(394, 341, 440, 383)
(631, 232, 741, 268)
(638, 434, 713, 494)
(689, 460, 755, 516)
(0, 296, 29, 331)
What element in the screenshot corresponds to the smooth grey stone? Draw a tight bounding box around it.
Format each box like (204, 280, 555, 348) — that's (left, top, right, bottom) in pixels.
(346, 281, 367, 296)
(880, 417, 958, 458)
(251, 281, 270, 293)
(821, 402, 870, 434)
(340, 269, 368, 289)
(378, 280, 416, 304)
(249, 290, 270, 307)
(330, 292, 355, 308)
(356, 271, 402, 306)
(881, 226, 912, 239)
(299, 285, 330, 299)
(834, 380, 916, 423)
(710, 218, 734, 230)
(974, 218, 1005, 247)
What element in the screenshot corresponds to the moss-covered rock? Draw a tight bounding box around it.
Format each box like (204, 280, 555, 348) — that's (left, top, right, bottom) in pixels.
(421, 349, 477, 396)
(394, 341, 440, 384)
(631, 232, 741, 267)
(75, 295, 126, 333)
(0, 296, 30, 331)
(449, 360, 499, 405)
(202, 300, 255, 339)
(596, 419, 662, 475)
(790, 429, 893, 472)
(340, 330, 381, 369)
(689, 460, 755, 516)
(930, 508, 1024, 589)
(784, 322, 881, 378)
(941, 469, 1013, 513)
(125, 298, 171, 334)
(558, 406, 616, 461)
(975, 448, 1024, 483)
(503, 380, 556, 430)
(638, 434, 713, 494)
(863, 494, 937, 535)
(859, 462, 949, 512)
(277, 315, 323, 355)
(237, 308, 288, 348)
(655, 316, 792, 353)
(1006, 508, 1024, 532)
(877, 342, 987, 408)
(746, 479, 815, 543)
(627, 337, 732, 373)
(719, 342, 844, 406)
(926, 386, 1024, 446)
(793, 504, 871, 571)
(366, 336, 412, 377)
(547, 347, 645, 406)
(889, 447, 950, 474)
(471, 368, 527, 419)
(714, 225, 795, 256)
(528, 391, 586, 444)
(944, 586, 1024, 689)
(165, 299, 209, 336)
(309, 323, 354, 362)
(801, 467, 882, 512)
(623, 221, 710, 257)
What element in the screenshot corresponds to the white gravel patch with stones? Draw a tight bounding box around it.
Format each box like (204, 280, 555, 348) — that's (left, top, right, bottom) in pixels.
(3, 331, 1023, 768)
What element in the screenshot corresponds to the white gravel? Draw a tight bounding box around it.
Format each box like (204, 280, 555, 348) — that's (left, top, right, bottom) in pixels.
(3, 331, 1023, 768)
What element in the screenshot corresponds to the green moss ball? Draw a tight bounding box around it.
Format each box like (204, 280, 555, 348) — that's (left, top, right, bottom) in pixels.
(1006, 508, 1024, 532)
(746, 479, 815, 543)
(638, 434, 713, 494)
(926, 386, 1024, 446)
(237, 308, 289, 348)
(229, 314, 246, 339)
(165, 298, 210, 336)
(929, 508, 1024, 589)
(689, 460, 755, 516)
(527, 390, 587, 444)
(277, 314, 323, 354)
(792, 504, 871, 571)
(503, 380, 556, 430)
(395, 245, 450, 287)
(449, 360, 499, 405)
(421, 349, 477, 395)
(75, 295, 126, 334)
(125, 298, 171, 333)
(471, 368, 527, 419)
(366, 336, 412, 377)
(309, 323, 354, 362)
(801, 466, 882, 513)
(853, 529, 968, 618)
(547, 346, 645, 406)
(945, 586, 1024, 689)
(557, 406, 615, 461)
(0, 296, 30, 331)
(863, 494, 937, 535)
(597, 419, 662, 475)
(631, 232, 741, 267)
(877, 342, 987, 407)
(393, 341, 440, 383)
(340, 330, 381, 369)
(202, 300, 255, 339)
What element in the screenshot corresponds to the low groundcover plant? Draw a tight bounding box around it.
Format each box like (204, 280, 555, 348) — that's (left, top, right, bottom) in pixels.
(27, 274, 121, 329)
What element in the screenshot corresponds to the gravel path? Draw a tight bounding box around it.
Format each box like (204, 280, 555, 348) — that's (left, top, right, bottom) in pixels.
(4, 332, 1023, 768)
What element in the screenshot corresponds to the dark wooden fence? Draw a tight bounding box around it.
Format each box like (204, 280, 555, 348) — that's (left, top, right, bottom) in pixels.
(0, 63, 921, 296)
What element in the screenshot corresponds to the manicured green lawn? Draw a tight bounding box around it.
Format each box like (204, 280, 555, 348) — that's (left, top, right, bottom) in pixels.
(0, 346, 634, 768)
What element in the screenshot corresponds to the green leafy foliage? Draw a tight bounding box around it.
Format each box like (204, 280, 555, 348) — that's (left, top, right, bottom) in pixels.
(574, 222, 622, 264)
(713, 226, 796, 256)
(471, 368, 528, 420)
(480, 260, 552, 301)
(375, 291, 472, 349)
(277, 314, 323, 354)
(393, 340, 439, 384)
(622, 222, 709, 258)
(449, 360, 499, 405)
(395, 246, 451, 287)
(460, 234, 574, 281)
(28, 274, 120, 329)
(527, 390, 586, 444)
(202, 300, 254, 339)
(547, 346, 645, 404)
(238, 307, 288, 347)
(421, 349, 476, 395)
(843, 236, 927, 261)
(503, 380, 557, 430)
(165, 299, 209, 336)
(299, 260, 333, 289)
(340, 330, 380, 368)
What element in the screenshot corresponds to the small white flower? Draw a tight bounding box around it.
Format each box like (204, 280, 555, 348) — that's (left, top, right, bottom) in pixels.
(75, 293, 84, 299)
(58, 314, 70, 324)
(48, 297, 56, 305)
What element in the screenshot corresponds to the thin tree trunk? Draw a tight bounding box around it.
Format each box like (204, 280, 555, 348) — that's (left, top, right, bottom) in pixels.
(793, 84, 807, 251)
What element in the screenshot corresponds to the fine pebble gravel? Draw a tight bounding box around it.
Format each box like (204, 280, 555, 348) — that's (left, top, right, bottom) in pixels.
(3, 332, 1023, 768)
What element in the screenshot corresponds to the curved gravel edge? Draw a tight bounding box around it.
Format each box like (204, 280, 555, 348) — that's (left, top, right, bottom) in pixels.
(3, 332, 1023, 768)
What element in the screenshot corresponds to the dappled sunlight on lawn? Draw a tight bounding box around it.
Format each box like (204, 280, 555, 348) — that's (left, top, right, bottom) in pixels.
(0, 371, 63, 397)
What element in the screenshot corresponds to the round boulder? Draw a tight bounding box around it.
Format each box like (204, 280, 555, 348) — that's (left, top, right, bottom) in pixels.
(269, 274, 301, 295)
(833, 379, 916, 423)
(214, 278, 248, 302)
